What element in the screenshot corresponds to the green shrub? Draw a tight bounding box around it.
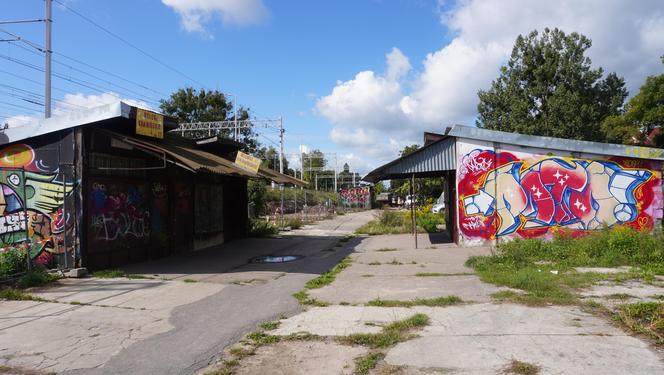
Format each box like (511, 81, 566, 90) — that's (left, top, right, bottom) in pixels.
(17, 268, 60, 288)
(0, 247, 28, 278)
(248, 219, 279, 237)
(415, 212, 445, 233)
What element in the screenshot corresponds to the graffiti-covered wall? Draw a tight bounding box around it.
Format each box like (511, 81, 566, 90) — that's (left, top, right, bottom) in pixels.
(456, 139, 663, 245)
(0, 132, 78, 267)
(340, 186, 371, 208)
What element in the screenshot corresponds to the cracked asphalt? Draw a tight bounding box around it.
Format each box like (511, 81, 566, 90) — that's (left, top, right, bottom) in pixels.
(0, 210, 375, 375)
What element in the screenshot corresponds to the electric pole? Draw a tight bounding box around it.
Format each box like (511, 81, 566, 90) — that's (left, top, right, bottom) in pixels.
(44, 0, 52, 118)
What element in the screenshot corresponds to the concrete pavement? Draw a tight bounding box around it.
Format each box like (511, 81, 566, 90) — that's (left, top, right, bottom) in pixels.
(0, 210, 375, 375)
(208, 231, 664, 375)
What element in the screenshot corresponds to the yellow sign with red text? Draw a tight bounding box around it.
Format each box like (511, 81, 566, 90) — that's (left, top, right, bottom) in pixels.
(235, 151, 261, 173)
(136, 108, 164, 139)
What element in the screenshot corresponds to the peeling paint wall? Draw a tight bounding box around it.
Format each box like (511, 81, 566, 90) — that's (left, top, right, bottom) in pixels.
(456, 138, 663, 246)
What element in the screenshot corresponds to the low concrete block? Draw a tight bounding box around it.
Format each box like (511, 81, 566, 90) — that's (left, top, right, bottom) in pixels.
(66, 268, 88, 278)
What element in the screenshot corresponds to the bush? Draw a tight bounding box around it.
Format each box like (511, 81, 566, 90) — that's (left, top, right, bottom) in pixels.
(249, 219, 279, 237)
(17, 268, 60, 288)
(0, 247, 28, 279)
(415, 212, 445, 233)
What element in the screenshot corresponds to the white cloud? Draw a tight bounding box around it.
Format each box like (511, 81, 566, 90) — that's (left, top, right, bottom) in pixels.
(162, 0, 269, 34)
(317, 0, 664, 170)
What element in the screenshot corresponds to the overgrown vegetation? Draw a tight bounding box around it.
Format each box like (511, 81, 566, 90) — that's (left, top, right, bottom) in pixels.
(614, 302, 664, 344)
(355, 209, 445, 235)
(466, 227, 664, 306)
(248, 219, 280, 237)
(340, 313, 430, 348)
(292, 290, 329, 306)
(356, 210, 411, 235)
(17, 268, 61, 288)
(366, 296, 463, 307)
(0, 287, 45, 301)
(0, 247, 28, 279)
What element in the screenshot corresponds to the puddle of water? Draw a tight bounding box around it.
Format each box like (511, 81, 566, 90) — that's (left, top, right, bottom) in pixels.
(250, 255, 303, 263)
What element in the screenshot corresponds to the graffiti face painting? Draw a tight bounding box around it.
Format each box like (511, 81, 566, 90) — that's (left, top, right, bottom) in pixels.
(0, 143, 74, 259)
(458, 149, 663, 241)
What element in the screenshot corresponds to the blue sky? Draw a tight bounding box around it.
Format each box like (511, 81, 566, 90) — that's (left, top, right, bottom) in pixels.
(2, 1, 664, 174)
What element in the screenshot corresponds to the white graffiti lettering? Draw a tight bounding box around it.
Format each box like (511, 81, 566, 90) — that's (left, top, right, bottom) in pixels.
(0, 213, 26, 235)
(462, 216, 485, 230)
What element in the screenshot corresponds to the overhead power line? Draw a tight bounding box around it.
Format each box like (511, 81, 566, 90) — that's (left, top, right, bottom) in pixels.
(53, 0, 206, 88)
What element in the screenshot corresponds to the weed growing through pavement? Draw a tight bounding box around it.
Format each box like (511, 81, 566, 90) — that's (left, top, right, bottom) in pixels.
(183, 278, 198, 283)
(367, 296, 463, 308)
(292, 290, 329, 306)
(91, 269, 126, 278)
(503, 359, 540, 375)
(304, 256, 352, 289)
(340, 313, 430, 348)
(354, 352, 385, 375)
(259, 321, 280, 331)
(415, 272, 475, 277)
(368, 261, 382, 266)
(614, 301, 664, 345)
(0, 287, 45, 301)
(387, 259, 403, 265)
(376, 248, 397, 252)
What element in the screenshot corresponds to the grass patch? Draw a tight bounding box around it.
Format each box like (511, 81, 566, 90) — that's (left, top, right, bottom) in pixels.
(92, 269, 125, 278)
(503, 359, 540, 375)
(376, 248, 397, 252)
(355, 210, 411, 235)
(605, 293, 635, 300)
(354, 352, 385, 375)
(293, 290, 329, 306)
(17, 268, 61, 288)
(415, 272, 474, 277)
(245, 331, 281, 346)
(304, 256, 352, 289)
(259, 320, 280, 331)
(386, 259, 403, 265)
(126, 274, 153, 280)
(368, 261, 382, 266)
(614, 301, 664, 344)
(0, 287, 45, 301)
(341, 313, 429, 348)
(366, 296, 463, 308)
(183, 278, 198, 283)
(248, 219, 279, 237)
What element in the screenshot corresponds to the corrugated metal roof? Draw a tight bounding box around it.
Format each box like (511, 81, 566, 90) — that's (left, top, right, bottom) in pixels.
(448, 125, 664, 161)
(363, 136, 456, 182)
(105, 131, 256, 177)
(257, 166, 308, 187)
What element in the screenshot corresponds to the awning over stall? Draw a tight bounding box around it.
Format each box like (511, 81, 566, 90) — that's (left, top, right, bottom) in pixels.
(103, 130, 256, 177)
(257, 166, 309, 187)
(363, 136, 456, 182)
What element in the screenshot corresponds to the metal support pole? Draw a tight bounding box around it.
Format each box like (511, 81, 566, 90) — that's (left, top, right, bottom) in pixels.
(22, 169, 32, 271)
(334, 155, 337, 192)
(411, 174, 417, 249)
(44, 0, 52, 118)
(278, 117, 284, 174)
(233, 96, 238, 141)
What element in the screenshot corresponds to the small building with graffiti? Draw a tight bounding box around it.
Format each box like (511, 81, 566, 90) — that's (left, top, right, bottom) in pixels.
(364, 125, 663, 246)
(0, 101, 304, 270)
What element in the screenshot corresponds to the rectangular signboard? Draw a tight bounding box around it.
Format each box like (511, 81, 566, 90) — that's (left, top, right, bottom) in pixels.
(136, 108, 164, 139)
(235, 151, 261, 173)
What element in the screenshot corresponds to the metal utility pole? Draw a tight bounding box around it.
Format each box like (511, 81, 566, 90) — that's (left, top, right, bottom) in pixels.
(334, 154, 338, 192)
(233, 95, 238, 140)
(44, 0, 52, 118)
(278, 117, 284, 174)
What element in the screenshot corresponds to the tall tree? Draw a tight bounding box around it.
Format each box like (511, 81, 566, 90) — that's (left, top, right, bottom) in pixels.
(477, 28, 627, 141)
(160, 87, 259, 153)
(602, 55, 664, 147)
(301, 149, 326, 183)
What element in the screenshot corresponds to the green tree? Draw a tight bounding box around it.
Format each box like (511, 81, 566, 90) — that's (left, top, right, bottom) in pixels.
(477, 28, 627, 141)
(301, 149, 326, 183)
(160, 87, 259, 153)
(390, 145, 419, 193)
(602, 55, 664, 147)
(256, 146, 289, 172)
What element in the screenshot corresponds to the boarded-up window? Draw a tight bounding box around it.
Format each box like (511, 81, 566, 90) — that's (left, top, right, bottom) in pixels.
(194, 184, 223, 234)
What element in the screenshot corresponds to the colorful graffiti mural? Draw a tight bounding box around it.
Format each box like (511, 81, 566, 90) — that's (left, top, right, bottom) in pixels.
(458, 148, 663, 241)
(340, 186, 371, 207)
(89, 182, 150, 242)
(0, 143, 75, 261)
